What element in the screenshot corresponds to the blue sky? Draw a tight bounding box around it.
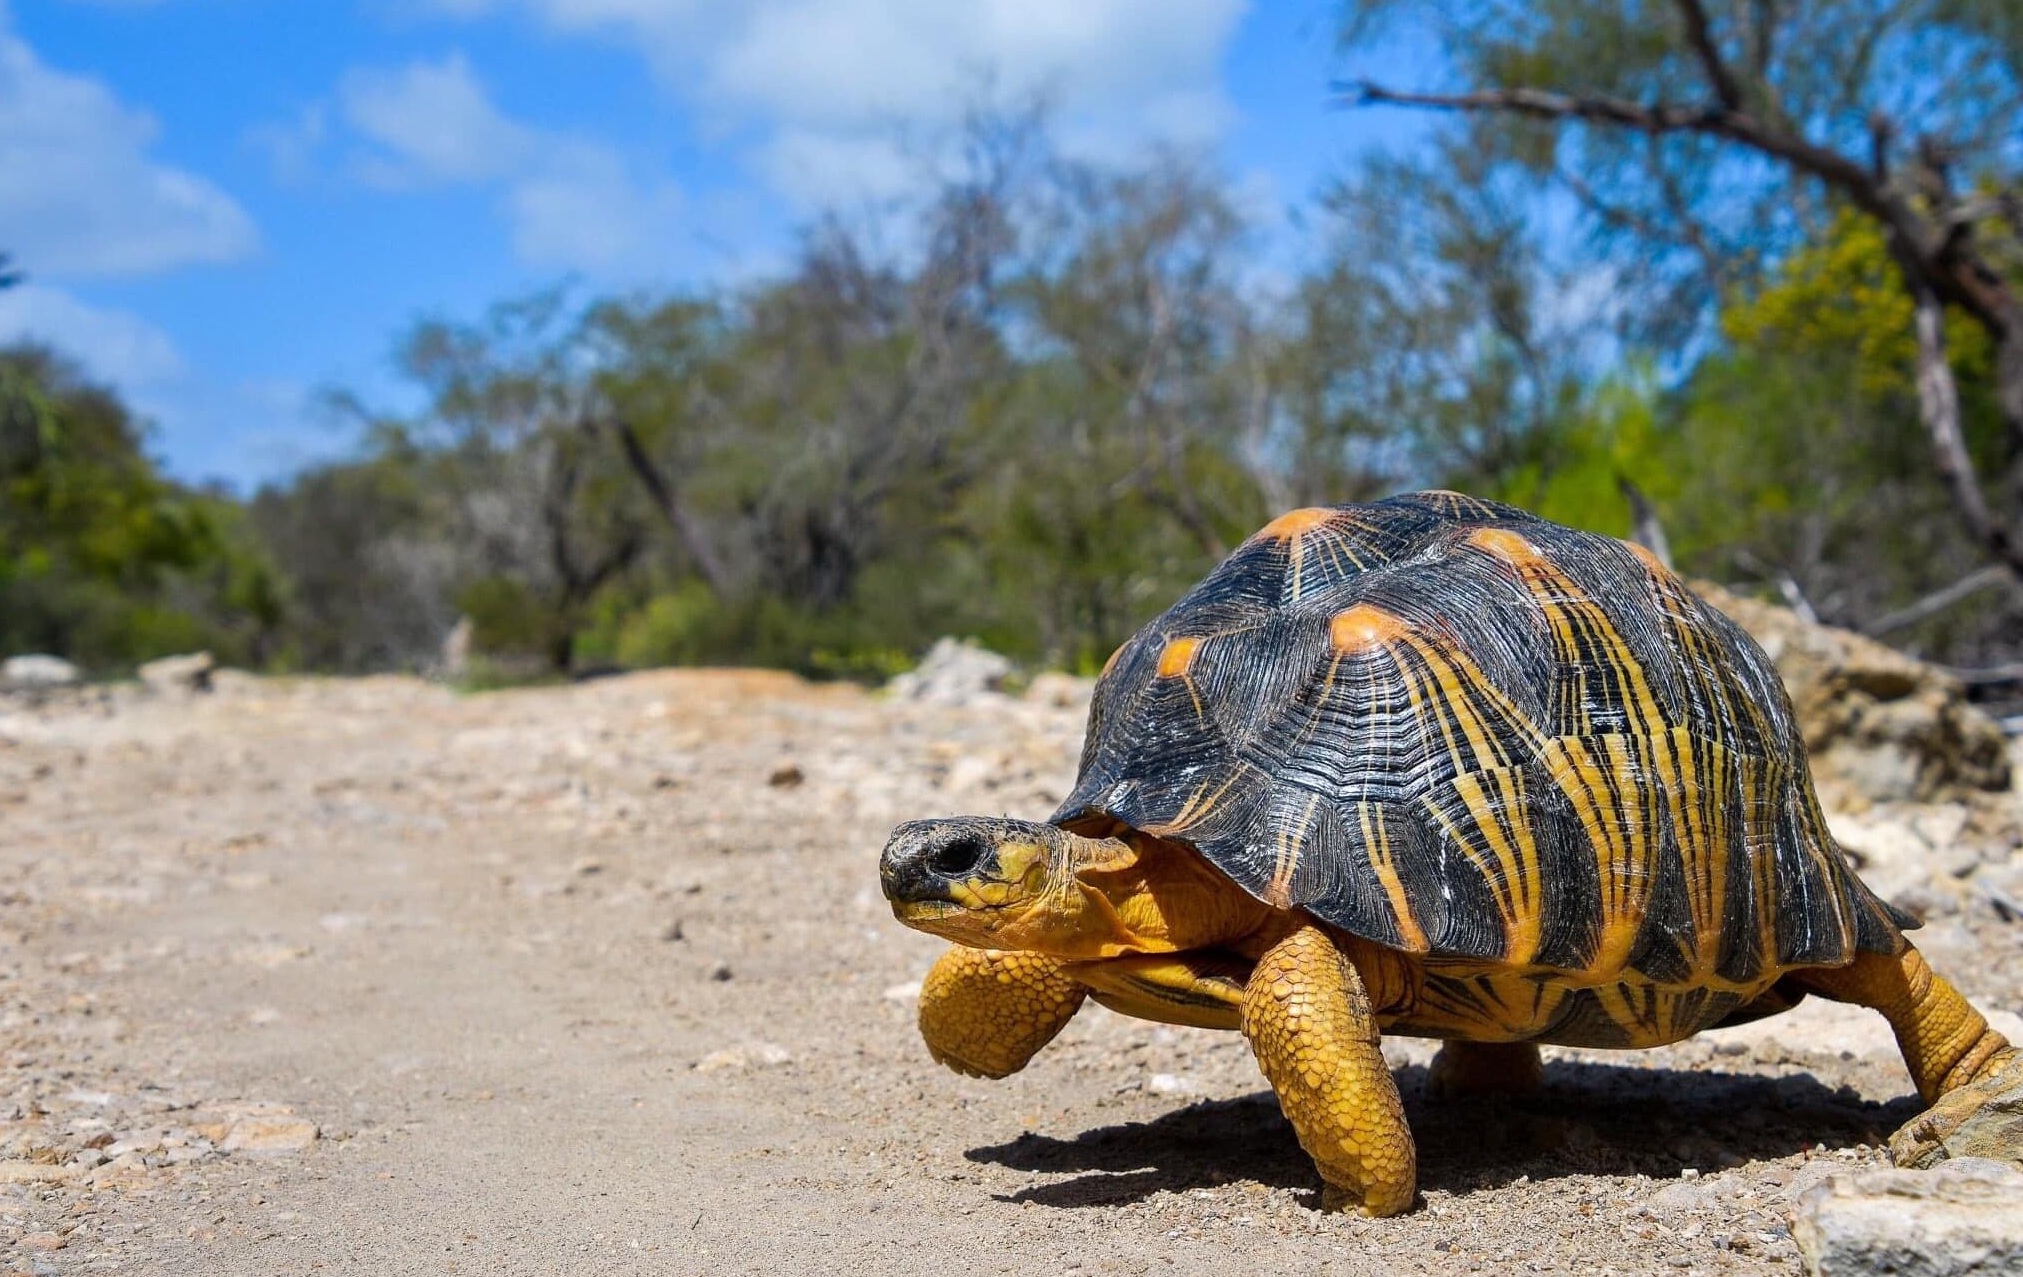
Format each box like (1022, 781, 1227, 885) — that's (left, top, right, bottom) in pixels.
(0, 0, 1421, 488)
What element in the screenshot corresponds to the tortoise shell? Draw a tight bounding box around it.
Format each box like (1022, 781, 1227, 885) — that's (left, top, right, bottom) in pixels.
(1054, 491, 1909, 987)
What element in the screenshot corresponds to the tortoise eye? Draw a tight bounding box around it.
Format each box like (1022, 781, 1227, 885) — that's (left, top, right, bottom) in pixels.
(927, 833, 992, 879)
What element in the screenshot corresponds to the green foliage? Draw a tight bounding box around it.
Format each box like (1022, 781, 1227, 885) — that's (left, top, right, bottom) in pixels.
(0, 346, 282, 671)
(23, 21, 2023, 685)
(1484, 371, 1674, 539)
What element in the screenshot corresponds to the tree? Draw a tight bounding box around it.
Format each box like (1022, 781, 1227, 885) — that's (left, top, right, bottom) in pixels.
(1340, 0, 2023, 578)
(0, 345, 280, 667)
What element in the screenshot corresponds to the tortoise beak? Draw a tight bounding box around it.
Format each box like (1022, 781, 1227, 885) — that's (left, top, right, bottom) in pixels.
(879, 818, 1015, 917)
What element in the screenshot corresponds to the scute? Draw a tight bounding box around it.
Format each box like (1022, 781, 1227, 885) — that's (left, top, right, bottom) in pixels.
(1054, 493, 1909, 985)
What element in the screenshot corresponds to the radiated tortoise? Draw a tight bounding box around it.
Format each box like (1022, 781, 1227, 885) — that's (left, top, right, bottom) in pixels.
(878, 491, 2018, 1216)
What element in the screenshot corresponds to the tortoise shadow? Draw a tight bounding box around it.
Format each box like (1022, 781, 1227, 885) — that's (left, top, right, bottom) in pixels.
(966, 1061, 1925, 1209)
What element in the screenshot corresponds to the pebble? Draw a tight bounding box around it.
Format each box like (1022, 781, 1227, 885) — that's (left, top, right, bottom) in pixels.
(219, 1117, 319, 1155)
(0, 1161, 75, 1184)
(1, 654, 79, 688)
(882, 981, 922, 1003)
(694, 1044, 791, 1073)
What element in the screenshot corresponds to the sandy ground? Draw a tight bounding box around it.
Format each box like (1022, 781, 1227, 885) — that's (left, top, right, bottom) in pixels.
(0, 670, 2019, 1277)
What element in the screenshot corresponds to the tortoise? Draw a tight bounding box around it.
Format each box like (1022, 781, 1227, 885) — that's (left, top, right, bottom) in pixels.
(878, 491, 2018, 1216)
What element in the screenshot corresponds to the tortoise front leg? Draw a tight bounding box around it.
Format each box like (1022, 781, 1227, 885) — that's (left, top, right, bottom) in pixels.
(1241, 925, 1416, 1216)
(917, 946, 1087, 1078)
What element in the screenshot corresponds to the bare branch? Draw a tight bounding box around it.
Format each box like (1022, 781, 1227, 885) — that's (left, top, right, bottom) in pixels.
(1617, 475, 1674, 569)
(1865, 566, 2014, 635)
(1775, 574, 1820, 625)
(1673, 0, 1745, 110)
(1906, 273, 2023, 578)
(1343, 84, 1884, 215)
(1940, 662, 2023, 686)
(606, 417, 734, 597)
(1867, 111, 1893, 184)
(1344, 77, 2023, 450)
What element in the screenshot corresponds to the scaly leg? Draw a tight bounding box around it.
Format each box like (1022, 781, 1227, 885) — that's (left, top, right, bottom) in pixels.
(1791, 945, 2014, 1103)
(1427, 1040, 1545, 1100)
(916, 946, 1086, 1079)
(1240, 926, 1416, 1216)
(1789, 944, 2020, 1168)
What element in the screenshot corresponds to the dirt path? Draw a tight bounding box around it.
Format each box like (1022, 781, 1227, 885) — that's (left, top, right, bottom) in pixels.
(1, 671, 2018, 1276)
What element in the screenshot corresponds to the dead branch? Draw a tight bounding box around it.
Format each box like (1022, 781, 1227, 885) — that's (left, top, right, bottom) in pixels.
(1617, 475, 1674, 569)
(1672, 0, 1745, 111)
(1865, 565, 2014, 636)
(1344, 76, 2023, 579)
(1906, 274, 2023, 575)
(607, 418, 734, 598)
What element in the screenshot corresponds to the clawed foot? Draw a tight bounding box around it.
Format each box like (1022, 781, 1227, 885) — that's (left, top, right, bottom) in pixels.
(1319, 1182, 1418, 1217)
(1889, 1051, 2023, 1170)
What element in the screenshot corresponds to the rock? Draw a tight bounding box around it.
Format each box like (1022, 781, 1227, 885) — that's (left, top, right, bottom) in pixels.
(887, 638, 1013, 707)
(0, 1160, 77, 1184)
(440, 616, 474, 679)
(694, 1043, 791, 1073)
(1793, 1158, 2023, 1276)
(707, 961, 733, 982)
(882, 980, 922, 1003)
(1, 653, 79, 688)
(1024, 672, 1095, 712)
(219, 1116, 318, 1155)
(138, 650, 214, 695)
(1701, 996, 1899, 1064)
(1695, 583, 2010, 804)
(1826, 808, 1985, 916)
(767, 763, 805, 788)
(1977, 866, 2023, 922)
(942, 754, 998, 793)
(1890, 1056, 2023, 1171)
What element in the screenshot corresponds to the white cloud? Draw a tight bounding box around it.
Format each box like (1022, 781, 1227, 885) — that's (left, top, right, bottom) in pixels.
(340, 53, 534, 187)
(709, 0, 1237, 129)
(427, 0, 1247, 207)
(505, 144, 682, 272)
(0, 14, 257, 277)
(0, 283, 183, 385)
(278, 52, 685, 276)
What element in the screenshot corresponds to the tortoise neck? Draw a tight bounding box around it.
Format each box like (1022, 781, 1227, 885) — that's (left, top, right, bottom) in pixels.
(1073, 833, 1277, 954)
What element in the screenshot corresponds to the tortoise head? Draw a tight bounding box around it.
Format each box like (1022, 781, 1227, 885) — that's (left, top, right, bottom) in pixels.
(879, 816, 1268, 959)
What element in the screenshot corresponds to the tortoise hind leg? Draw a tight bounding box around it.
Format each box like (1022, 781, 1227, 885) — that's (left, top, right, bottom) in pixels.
(1787, 943, 2021, 1169)
(1241, 926, 1416, 1216)
(1427, 1040, 1544, 1100)
(1789, 944, 2014, 1103)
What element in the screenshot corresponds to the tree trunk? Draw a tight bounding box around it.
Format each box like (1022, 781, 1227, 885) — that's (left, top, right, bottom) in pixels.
(610, 420, 734, 597)
(1902, 267, 2023, 579)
